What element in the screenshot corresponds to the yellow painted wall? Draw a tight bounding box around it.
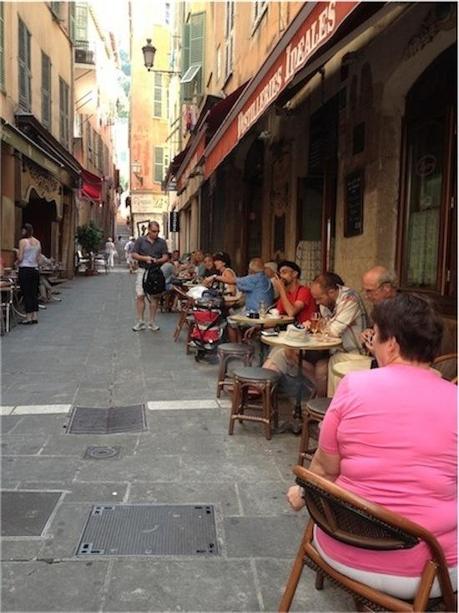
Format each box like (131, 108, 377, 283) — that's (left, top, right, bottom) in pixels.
(1, 2, 73, 144)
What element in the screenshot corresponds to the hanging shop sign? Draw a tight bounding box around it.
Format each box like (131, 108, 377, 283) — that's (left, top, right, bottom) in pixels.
(169, 210, 180, 233)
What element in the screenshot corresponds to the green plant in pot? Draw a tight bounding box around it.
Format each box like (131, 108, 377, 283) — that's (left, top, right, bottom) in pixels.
(76, 222, 103, 274)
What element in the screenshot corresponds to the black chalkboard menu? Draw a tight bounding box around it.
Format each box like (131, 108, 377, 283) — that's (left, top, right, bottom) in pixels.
(344, 169, 364, 237)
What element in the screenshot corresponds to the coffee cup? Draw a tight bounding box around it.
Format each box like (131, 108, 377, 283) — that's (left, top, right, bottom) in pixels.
(269, 308, 280, 317)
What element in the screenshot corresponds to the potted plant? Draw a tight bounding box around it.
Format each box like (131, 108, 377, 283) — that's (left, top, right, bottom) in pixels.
(76, 222, 104, 275)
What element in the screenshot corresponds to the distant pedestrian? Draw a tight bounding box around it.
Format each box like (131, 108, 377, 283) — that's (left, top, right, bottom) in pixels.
(16, 223, 42, 324)
(105, 237, 116, 268)
(124, 236, 136, 273)
(131, 221, 168, 331)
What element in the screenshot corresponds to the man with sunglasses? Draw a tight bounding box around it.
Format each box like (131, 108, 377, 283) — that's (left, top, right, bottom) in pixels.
(131, 221, 168, 332)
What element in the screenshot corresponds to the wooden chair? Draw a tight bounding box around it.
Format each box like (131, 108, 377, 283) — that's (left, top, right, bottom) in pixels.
(279, 466, 456, 613)
(229, 367, 281, 440)
(172, 286, 195, 344)
(216, 342, 255, 398)
(432, 353, 457, 382)
(297, 397, 331, 466)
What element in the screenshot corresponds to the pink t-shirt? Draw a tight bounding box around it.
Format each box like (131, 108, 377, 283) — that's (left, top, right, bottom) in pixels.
(317, 364, 457, 576)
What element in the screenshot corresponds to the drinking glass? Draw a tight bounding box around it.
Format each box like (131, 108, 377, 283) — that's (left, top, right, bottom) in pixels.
(259, 301, 267, 319)
(311, 312, 320, 334)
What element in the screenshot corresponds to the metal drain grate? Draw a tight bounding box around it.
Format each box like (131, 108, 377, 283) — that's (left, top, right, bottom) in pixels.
(66, 405, 147, 434)
(83, 446, 121, 460)
(76, 504, 219, 556)
(1, 491, 62, 537)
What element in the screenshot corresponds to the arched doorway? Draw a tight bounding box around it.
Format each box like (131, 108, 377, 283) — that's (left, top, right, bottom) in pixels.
(22, 189, 58, 258)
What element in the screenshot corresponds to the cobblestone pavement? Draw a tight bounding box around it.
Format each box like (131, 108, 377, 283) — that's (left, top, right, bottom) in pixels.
(1, 269, 352, 612)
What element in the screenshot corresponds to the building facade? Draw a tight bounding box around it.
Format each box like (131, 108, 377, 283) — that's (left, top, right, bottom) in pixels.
(0, 1, 121, 275)
(129, 0, 172, 239)
(1, 1, 78, 274)
(168, 1, 456, 344)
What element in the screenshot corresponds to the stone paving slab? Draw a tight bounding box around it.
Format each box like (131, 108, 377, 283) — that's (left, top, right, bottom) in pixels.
(1, 561, 109, 611)
(0, 271, 353, 612)
(104, 559, 261, 612)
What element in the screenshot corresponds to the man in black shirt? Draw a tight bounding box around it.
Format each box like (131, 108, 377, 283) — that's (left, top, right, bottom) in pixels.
(131, 221, 168, 331)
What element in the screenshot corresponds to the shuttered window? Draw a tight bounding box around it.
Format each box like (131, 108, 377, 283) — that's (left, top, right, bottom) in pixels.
(59, 77, 70, 147)
(75, 3, 88, 43)
(0, 4, 4, 89)
(41, 52, 52, 129)
(68, 2, 76, 42)
(153, 73, 162, 117)
(18, 18, 32, 110)
(97, 134, 103, 171)
(181, 12, 204, 101)
(154, 147, 168, 183)
(224, 1, 234, 80)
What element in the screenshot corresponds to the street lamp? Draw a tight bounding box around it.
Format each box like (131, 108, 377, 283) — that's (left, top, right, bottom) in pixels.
(142, 38, 181, 76)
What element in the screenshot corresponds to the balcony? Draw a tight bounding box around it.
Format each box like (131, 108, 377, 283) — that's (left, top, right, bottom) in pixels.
(75, 41, 96, 66)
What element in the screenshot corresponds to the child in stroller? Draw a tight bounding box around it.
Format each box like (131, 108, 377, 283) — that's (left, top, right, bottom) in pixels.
(188, 290, 227, 361)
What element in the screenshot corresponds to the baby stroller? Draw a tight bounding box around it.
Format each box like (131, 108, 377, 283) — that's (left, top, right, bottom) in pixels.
(188, 290, 227, 361)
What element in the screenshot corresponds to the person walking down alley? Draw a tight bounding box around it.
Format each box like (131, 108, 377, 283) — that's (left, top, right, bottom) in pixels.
(124, 236, 136, 273)
(105, 237, 117, 268)
(131, 221, 168, 332)
(16, 223, 42, 325)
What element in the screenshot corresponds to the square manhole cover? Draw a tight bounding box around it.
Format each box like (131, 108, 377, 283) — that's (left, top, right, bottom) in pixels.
(1, 491, 62, 537)
(67, 405, 147, 434)
(77, 504, 219, 556)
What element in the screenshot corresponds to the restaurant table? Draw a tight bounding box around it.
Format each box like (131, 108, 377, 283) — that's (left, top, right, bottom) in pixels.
(261, 332, 342, 434)
(332, 356, 373, 380)
(230, 314, 294, 364)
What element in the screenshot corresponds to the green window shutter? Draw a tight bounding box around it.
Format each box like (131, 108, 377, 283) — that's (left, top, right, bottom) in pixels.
(182, 22, 190, 73)
(41, 52, 51, 129)
(59, 77, 69, 146)
(154, 147, 164, 182)
(18, 18, 31, 110)
(182, 12, 204, 100)
(68, 3, 76, 42)
(0, 4, 4, 89)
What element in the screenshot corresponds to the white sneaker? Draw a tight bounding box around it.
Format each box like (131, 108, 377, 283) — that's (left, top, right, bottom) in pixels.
(148, 322, 160, 331)
(132, 321, 146, 331)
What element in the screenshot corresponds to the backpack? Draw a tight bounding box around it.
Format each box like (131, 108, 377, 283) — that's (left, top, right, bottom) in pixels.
(142, 265, 166, 298)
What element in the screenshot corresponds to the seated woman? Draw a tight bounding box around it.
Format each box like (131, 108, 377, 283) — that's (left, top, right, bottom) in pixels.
(287, 293, 457, 599)
(203, 251, 237, 296)
(201, 254, 217, 279)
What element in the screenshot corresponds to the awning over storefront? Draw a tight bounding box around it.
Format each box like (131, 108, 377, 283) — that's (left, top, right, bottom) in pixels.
(80, 168, 103, 202)
(204, 1, 360, 178)
(174, 82, 249, 192)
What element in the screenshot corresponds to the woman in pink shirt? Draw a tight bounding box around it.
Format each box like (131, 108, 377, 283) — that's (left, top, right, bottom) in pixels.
(287, 293, 457, 599)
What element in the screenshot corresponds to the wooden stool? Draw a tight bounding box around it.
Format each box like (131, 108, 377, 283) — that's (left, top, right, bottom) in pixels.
(229, 367, 281, 440)
(216, 343, 255, 398)
(297, 397, 332, 465)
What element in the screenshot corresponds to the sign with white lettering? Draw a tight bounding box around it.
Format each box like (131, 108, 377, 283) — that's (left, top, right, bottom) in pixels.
(205, 1, 359, 178)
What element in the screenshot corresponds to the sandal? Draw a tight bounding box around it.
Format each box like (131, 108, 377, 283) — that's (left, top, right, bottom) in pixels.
(19, 320, 33, 325)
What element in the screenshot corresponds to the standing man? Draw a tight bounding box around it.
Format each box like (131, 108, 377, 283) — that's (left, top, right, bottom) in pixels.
(131, 221, 168, 332)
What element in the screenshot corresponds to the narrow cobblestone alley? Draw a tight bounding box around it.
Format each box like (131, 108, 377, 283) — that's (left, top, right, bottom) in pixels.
(1, 270, 350, 612)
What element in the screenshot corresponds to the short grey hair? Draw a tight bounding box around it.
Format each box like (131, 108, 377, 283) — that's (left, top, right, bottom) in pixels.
(377, 269, 398, 287)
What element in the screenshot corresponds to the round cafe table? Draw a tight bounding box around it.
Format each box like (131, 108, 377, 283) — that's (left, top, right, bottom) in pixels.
(229, 314, 294, 328)
(261, 332, 342, 434)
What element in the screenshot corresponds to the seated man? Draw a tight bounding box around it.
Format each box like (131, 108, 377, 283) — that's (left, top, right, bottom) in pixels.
(226, 257, 274, 342)
(265, 272, 368, 397)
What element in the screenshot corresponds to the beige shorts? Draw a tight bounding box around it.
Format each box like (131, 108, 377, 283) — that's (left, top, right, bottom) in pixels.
(135, 268, 159, 299)
(267, 347, 299, 376)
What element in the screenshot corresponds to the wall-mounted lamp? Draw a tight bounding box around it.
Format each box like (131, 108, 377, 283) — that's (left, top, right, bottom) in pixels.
(142, 38, 181, 76)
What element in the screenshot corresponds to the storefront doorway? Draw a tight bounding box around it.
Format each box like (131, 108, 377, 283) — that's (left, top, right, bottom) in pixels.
(22, 190, 58, 258)
(242, 139, 264, 267)
(297, 95, 339, 282)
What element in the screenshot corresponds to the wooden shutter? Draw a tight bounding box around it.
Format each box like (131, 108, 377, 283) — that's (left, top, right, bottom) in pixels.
(41, 52, 51, 129)
(18, 18, 31, 109)
(154, 73, 162, 117)
(154, 147, 164, 182)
